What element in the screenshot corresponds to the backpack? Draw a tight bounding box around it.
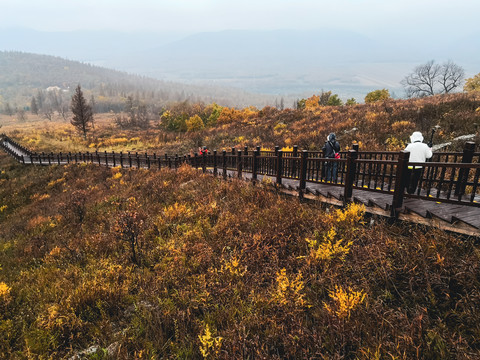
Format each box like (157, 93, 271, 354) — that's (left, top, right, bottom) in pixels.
(328, 140, 340, 159)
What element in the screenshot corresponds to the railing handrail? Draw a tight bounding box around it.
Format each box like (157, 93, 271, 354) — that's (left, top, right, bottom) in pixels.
(1, 136, 479, 210)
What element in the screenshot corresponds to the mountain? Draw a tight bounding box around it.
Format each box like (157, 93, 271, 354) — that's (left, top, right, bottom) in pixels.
(0, 51, 278, 109)
(1, 28, 478, 101)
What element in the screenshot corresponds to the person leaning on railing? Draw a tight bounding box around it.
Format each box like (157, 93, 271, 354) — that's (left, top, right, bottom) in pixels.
(322, 133, 340, 182)
(404, 131, 432, 194)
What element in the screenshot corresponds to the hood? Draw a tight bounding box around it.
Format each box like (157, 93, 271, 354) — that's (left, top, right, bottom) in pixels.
(410, 131, 424, 143)
(328, 133, 336, 142)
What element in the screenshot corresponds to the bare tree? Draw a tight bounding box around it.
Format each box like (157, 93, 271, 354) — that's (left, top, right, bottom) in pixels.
(16, 109, 27, 122)
(43, 108, 54, 121)
(439, 60, 465, 94)
(402, 60, 465, 98)
(70, 85, 94, 140)
(59, 104, 70, 121)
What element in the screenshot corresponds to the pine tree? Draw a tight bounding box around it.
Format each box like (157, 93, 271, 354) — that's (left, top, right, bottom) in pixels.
(70, 85, 93, 140)
(30, 97, 39, 115)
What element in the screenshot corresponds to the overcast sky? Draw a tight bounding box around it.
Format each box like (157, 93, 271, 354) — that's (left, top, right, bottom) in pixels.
(1, 0, 479, 37)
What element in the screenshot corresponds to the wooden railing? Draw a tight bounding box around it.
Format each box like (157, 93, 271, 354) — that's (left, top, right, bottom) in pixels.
(1, 135, 479, 213)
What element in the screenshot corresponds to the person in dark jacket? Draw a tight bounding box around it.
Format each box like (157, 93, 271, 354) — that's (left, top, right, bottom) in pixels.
(322, 133, 340, 182)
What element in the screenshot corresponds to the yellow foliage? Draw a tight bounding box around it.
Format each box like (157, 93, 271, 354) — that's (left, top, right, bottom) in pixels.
(464, 73, 480, 92)
(30, 193, 50, 202)
(391, 120, 413, 133)
(324, 285, 366, 319)
(163, 202, 193, 222)
(111, 172, 123, 180)
(48, 246, 62, 258)
(47, 177, 65, 187)
(0, 205, 7, 212)
(364, 111, 378, 124)
(330, 203, 365, 226)
(274, 123, 287, 132)
(305, 95, 320, 110)
(306, 228, 353, 263)
(274, 268, 307, 307)
(220, 255, 247, 278)
(385, 137, 406, 151)
(186, 114, 205, 132)
(198, 323, 223, 358)
(0, 282, 11, 301)
(217, 107, 242, 124)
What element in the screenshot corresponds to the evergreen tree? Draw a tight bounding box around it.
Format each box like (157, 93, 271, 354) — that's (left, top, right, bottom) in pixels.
(30, 97, 39, 115)
(4, 102, 13, 116)
(70, 85, 93, 140)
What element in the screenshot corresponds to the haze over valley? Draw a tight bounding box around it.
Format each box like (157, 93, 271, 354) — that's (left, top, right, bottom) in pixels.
(1, 27, 479, 105)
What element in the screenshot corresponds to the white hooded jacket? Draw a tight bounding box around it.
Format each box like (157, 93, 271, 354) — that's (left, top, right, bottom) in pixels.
(404, 131, 432, 168)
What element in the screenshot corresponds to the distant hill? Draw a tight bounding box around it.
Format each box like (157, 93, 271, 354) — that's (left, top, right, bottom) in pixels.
(1, 28, 478, 103)
(0, 51, 277, 109)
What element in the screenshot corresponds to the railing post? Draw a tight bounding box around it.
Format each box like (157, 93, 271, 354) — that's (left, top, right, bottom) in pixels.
(112, 151, 116, 167)
(128, 152, 132, 168)
(158, 155, 162, 169)
(120, 152, 123, 168)
(136, 155, 140, 168)
(455, 141, 476, 198)
(237, 150, 243, 178)
(244, 146, 248, 171)
(175, 154, 178, 169)
(21, 155, 25, 164)
(292, 145, 298, 177)
(222, 150, 227, 179)
(275, 146, 279, 156)
(194, 153, 198, 170)
(352, 143, 359, 152)
(105, 151, 108, 167)
(276, 150, 283, 185)
(202, 151, 206, 173)
(147, 154, 151, 169)
(213, 150, 218, 176)
(391, 151, 410, 218)
(343, 149, 358, 205)
(231, 147, 236, 169)
(298, 150, 308, 199)
(252, 149, 258, 182)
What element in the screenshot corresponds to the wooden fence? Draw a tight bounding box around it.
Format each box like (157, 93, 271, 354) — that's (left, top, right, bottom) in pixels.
(1, 134, 479, 215)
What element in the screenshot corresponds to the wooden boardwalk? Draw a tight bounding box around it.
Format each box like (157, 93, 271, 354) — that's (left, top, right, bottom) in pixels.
(2, 134, 479, 236)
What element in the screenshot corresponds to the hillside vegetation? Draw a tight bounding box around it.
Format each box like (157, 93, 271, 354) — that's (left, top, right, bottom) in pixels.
(1, 150, 480, 359)
(1, 88, 480, 358)
(2, 92, 479, 156)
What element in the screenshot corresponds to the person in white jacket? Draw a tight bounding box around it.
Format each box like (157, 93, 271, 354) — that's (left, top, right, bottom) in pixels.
(404, 131, 433, 194)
